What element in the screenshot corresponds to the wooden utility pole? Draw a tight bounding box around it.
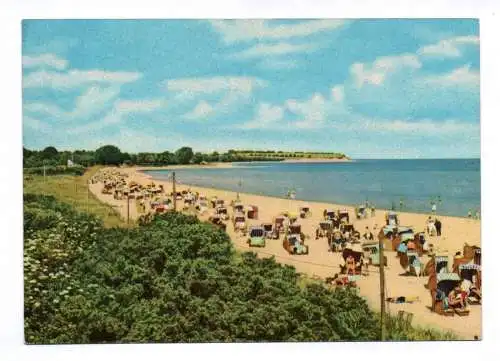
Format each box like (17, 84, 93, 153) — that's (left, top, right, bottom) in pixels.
(172, 171, 177, 211)
(237, 179, 242, 201)
(126, 194, 130, 224)
(379, 233, 386, 341)
(86, 180, 90, 212)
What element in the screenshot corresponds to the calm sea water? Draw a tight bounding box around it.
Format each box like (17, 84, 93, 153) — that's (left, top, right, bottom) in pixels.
(144, 159, 480, 218)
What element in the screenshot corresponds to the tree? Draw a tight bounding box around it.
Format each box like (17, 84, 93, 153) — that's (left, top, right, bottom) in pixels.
(192, 152, 204, 164)
(41, 146, 59, 160)
(175, 147, 194, 164)
(23, 147, 33, 158)
(94, 145, 123, 165)
(159, 151, 176, 165)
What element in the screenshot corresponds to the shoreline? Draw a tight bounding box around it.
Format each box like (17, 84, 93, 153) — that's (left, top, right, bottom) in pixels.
(135, 157, 352, 171)
(281, 157, 352, 163)
(90, 166, 481, 339)
(137, 167, 475, 220)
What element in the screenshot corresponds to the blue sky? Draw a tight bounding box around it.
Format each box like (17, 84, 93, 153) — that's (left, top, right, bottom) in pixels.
(22, 19, 480, 158)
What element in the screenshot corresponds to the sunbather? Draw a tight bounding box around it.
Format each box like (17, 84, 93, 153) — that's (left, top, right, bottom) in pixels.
(329, 273, 349, 286)
(412, 256, 422, 277)
(461, 278, 481, 302)
(448, 286, 467, 310)
(363, 227, 374, 241)
(346, 255, 356, 275)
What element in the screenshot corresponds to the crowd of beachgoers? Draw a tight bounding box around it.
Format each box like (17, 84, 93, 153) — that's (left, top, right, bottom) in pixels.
(88, 167, 482, 339)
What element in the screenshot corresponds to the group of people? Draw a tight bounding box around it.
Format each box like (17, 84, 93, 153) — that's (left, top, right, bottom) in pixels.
(443, 281, 482, 311)
(467, 209, 480, 219)
(426, 216, 442, 237)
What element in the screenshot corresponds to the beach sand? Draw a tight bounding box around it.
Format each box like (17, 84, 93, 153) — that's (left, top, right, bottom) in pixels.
(89, 166, 481, 339)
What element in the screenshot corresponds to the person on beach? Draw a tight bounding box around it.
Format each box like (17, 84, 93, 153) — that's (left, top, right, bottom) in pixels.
(435, 218, 442, 236)
(346, 255, 356, 275)
(371, 204, 375, 217)
(468, 209, 472, 218)
(363, 227, 374, 241)
(412, 256, 422, 277)
(448, 286, 467, 310)
(431, 201, 437, 215)
(344, 229, 351, 242)
(461, 277, 481, 302)
(426, 217, 436, 236)
(329, 273, 349, 286)
(475, 210, 480, 220)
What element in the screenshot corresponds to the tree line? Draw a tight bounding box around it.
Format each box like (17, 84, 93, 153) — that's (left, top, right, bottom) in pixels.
(23, 145, 289, 169)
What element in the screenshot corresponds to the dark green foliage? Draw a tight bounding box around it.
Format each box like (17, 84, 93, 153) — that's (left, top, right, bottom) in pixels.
(41, 146, 59, 159)
(174, 147, 194, 164)
(94, 145, 124, 165)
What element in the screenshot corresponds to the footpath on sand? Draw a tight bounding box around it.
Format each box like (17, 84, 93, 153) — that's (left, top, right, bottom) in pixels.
(89, 167, 481, 339)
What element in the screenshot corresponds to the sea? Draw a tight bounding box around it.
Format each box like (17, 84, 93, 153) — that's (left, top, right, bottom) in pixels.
(143, 159, 480, 218)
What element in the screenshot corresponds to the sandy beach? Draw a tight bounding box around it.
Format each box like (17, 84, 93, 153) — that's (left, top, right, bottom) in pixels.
(89, 166, 481, 339)
(281, 158, 352, 163)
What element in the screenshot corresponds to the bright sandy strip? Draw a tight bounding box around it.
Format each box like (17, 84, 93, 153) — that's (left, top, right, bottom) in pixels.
(89, 166, 481, 339)
(281, 158, 352, 163)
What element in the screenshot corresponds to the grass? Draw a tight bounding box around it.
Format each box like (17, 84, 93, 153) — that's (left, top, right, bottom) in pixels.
(23, 166, 128, 228)
(383, 312, 460, 341)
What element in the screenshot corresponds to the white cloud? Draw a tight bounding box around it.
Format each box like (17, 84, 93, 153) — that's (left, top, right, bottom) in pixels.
(422, 65, 479, 88)
(230, 42, 317, 59)
(331, 85, 344, 103)
(74, 86, 121, 117)
(183, 100, 214, 120)
(240, 84, 349, 130)
(23, 69, 142, 89)
(24, 86, 121, 120)
(350, 54, 421, 88)
(418, 35, 479, 58)
(114, 99, 166, 113)
(240, 103, 284, 129)
(165, 76, 268, 120)
(22, 53, 69, 71)
(209, 19, 348, 43)
(67, 97, 167, 135)
(164, 76, 268, 95)
(286, 93, 329, 129)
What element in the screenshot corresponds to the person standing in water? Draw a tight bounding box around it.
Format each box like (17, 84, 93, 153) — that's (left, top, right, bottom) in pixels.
(431, 201, 437, 215)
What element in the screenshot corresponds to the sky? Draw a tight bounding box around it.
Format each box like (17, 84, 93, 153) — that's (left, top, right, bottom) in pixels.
(22, 19, 480, 158)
